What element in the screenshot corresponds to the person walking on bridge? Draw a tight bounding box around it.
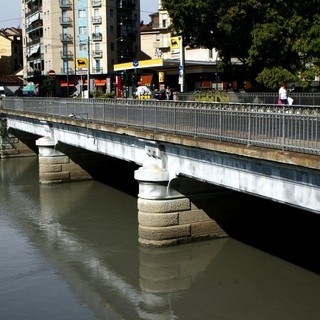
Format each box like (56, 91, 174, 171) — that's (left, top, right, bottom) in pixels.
(279, 82, 288, 105)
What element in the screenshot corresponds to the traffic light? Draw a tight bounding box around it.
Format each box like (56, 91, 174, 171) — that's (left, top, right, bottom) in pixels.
(131, 73, 138, 86)
(120, 71, 125, 82)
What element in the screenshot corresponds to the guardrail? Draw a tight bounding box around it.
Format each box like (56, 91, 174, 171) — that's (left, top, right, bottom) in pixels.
(1, 97, 319, 155)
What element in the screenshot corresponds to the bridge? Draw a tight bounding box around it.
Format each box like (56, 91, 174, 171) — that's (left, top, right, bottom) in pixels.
(1, 97, 319, 247)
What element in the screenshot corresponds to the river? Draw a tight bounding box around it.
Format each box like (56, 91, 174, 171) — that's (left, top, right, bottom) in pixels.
(1, 157, 320, 320)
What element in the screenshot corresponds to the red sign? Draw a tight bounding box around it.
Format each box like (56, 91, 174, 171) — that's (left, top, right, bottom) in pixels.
(48, 70, 56, 78)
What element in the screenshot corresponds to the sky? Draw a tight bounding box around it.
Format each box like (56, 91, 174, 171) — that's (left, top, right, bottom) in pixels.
(0, 0, 158, 29)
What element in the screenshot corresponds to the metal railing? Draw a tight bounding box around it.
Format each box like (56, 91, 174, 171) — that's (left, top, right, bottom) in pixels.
(1, 97, 319, 155)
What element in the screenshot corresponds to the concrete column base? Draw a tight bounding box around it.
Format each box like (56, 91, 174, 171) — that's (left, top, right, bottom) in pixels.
(135, 164, 228, 247)
(36, 137, 92, 184)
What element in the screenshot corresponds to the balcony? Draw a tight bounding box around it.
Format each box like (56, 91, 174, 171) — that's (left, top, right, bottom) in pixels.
(92, 16, 102, 24)
(59, 0, 72, 9)
(26, 21, 43, 33)
(60, 51, 74, 59)
(92, 50, 103, 58)
(153, 40, 170, 49)
(60, 34, 73, 43)
(25, 7, 41, 18)
(60, 17, 73, 26)
(92, 0, 101, 7)
(92, 32, 102, 41)
(60, 68, 75, 75)
(92, 67, 103, 74)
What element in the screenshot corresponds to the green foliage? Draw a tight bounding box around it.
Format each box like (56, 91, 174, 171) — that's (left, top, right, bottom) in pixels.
(94, 92, 115, 99)
(161, 0, 320, 91)
(256, 67, 296, 91)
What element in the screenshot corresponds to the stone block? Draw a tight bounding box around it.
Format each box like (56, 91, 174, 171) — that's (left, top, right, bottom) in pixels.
(138, 198, 190, 213)
(69, 170, 92, 181)
(191, 221, 227, 238)
(138, 237, 179, 248)
(139, 224, 190, 241)
(40, 171, 70, 182)
(138, 211, 179, 227)
(39, 155, 70, 165)
(39, 164, 62, 173)
(179, 209, 212, 224)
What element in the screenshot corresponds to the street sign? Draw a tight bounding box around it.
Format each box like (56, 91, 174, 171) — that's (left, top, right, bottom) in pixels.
(76, 58, 88, 69)
(48, 70, 56, 78)
(133, 59, 139, 67)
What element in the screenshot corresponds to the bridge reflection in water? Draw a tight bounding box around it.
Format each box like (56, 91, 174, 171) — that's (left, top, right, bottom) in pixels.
(1, 157, 320, 319)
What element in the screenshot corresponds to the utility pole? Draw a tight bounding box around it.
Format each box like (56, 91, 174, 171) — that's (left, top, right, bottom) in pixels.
(179, 36, 185, 93)
(87, 35, 90, 98)
(66, 48, 69, 97)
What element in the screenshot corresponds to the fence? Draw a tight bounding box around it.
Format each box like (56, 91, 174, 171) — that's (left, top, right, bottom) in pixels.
(1, 97, 319, 155)
(177, 91, 320, 106)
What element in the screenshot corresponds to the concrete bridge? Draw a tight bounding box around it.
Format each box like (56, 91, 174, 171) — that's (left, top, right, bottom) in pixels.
(1, 97, 319, 247)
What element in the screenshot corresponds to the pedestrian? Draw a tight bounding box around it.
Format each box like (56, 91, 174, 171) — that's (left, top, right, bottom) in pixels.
(165, 86, 171, 100)
(278, 82, 288, 105)
(14, 87, 23, 96)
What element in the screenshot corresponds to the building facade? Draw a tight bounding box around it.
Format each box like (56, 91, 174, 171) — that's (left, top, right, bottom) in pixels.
(22, 0, 140, 96)
(139, 2, 220, 92)
(0, 28, 23, 76)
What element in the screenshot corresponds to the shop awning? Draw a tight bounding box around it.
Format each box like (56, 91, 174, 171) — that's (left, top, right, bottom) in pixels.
(140, 74, 153, 86)
(60, 81, 74, 87)
(95, 79, 106, 86)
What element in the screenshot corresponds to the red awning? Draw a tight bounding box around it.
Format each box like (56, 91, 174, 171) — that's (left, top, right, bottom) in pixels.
(95, 79, 106, 86)
(140, 74, 153, 86)
(60, 81, 74, 87)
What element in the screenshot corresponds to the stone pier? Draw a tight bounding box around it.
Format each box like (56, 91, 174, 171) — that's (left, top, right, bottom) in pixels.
(36, 136, 92, 184)
(134, 164, 228, 248)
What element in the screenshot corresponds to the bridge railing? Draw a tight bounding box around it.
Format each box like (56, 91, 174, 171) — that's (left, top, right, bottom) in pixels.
(1, 97, 319, 155)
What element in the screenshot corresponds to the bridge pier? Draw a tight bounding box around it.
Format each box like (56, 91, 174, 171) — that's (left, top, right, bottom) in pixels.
(36, 136, 92, 184)
(135, 164, 228, 247)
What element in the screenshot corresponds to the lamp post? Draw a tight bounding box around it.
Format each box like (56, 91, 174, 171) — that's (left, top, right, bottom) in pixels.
(179, 36, 185, 93)
(87, 35, 91, 98)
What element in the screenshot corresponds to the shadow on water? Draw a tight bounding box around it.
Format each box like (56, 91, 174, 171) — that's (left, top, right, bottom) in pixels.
(168, 176, 320, 275)
(194, 186, 320, 275)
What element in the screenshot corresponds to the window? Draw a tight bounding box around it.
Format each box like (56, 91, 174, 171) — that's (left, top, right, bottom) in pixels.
(79, 43, 87, 52)
(162, 19, 167, 28)
(110, 9, 113, 18)
(79, 26, 87, 35)
(78, 10, 86, 18)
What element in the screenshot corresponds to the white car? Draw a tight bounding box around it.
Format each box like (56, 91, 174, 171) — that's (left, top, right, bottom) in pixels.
(134, 86, 152, 98)
(0, 86, 6, 97)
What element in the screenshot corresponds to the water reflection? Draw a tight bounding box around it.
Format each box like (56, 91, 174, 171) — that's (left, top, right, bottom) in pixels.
(1, 158, 320, 320)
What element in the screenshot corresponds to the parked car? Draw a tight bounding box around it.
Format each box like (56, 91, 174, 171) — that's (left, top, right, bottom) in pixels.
(153, 89, 166, 100)
(133, 85, 152, 99)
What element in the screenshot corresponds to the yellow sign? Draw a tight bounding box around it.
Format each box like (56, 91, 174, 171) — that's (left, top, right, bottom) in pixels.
(159, 71, 165, 83)
(170, 37, 180, 51)
(114, 58, 163, 71)
(76, 58, 88, 69)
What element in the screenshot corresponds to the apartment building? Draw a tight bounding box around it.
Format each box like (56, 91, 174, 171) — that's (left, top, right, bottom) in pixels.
(22, 0, 140, 96)
(0, 28, 23, 75)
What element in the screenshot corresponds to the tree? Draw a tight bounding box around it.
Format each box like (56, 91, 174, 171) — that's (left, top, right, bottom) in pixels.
(161, 0, 320, 90)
